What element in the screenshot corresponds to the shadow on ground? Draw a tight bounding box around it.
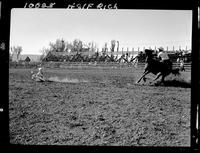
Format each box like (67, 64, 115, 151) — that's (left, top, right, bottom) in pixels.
(155, 80, 191, 88)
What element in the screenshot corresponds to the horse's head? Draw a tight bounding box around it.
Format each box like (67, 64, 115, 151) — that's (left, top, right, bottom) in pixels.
(144, 49, 154, 55)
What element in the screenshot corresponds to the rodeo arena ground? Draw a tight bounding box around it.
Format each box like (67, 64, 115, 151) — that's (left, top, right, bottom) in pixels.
(9, 49, 192, 146)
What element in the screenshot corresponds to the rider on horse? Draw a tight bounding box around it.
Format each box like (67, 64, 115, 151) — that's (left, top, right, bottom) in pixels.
(157, 47, 172, 71)
(137, 48, 178, 84)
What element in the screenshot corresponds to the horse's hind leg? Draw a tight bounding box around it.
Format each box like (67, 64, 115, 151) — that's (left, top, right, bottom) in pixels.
(160, 75, 166, 84)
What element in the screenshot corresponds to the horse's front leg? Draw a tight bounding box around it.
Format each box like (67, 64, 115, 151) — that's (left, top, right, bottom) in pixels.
(153, 72, 162, 81)
(137, 70, 149, 83)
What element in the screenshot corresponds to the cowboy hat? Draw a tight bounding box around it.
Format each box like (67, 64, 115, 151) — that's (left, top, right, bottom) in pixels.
(158, 47, 164, 51)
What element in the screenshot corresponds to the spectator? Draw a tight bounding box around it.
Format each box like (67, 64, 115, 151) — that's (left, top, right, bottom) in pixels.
(179, 59, 185, 71)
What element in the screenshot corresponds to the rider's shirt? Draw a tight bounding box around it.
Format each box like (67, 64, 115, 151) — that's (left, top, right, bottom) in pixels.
(157, 52, 169, 61)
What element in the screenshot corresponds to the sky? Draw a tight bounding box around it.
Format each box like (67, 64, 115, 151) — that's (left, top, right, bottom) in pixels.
(10, 9, 192, 55)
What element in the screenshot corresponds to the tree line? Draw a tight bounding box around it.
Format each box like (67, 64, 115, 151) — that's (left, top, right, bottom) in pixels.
(10, 38, 191, 63)
(10, 38, 118, 62)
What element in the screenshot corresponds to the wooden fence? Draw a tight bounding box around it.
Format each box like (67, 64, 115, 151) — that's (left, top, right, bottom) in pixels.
(9, 61, 192, 72)
(137, 62, 191, 71)
(42, 62, 192, 72)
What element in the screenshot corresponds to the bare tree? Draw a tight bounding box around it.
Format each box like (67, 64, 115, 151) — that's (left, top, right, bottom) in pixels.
(72, 39, 83, 53)
(116, 41, 119, 52)
(101, 43, 108, 56)
(10, 46, 22, 61)
(111, 40, 116, 52)
(86, 41, 97, 52)
(65, 42, 73, 52)
(49, 38, 66, 52)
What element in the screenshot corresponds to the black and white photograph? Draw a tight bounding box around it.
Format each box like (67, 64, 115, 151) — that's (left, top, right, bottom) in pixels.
(5, 2, 197, 149)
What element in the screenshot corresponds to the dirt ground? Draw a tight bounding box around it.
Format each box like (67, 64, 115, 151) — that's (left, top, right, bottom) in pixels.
(9, 67, 191, 146)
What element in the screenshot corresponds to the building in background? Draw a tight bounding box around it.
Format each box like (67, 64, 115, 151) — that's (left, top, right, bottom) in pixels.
(11, 54, 41, 62)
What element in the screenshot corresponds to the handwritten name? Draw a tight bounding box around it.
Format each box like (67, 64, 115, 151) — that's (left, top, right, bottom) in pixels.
(66, 3, 118, 9)
(24, 2, 118, 9)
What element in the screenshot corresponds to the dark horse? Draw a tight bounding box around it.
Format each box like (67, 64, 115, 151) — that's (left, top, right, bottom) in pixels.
(137, 49, 179, 84)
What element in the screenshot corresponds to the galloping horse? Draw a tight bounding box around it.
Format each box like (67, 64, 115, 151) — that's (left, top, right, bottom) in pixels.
(137, 49, 178, 84)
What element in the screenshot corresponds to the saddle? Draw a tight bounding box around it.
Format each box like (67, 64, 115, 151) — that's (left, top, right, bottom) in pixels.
(162, 60, 172, 71)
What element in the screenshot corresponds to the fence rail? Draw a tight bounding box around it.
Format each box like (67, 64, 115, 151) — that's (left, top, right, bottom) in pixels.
(9, 61, 191, 71)
(137, 62, 191, 71)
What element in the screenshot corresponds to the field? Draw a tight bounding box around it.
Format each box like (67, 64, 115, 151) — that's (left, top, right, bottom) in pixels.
(9, 66, 191, 146)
